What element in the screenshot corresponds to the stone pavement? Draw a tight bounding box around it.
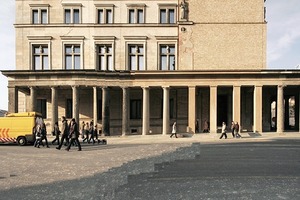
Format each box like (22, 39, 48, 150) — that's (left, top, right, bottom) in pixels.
(0, 132, 299, 200)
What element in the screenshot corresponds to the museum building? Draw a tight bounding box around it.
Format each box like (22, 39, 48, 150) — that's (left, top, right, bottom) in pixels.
(2, 0, 300, 135)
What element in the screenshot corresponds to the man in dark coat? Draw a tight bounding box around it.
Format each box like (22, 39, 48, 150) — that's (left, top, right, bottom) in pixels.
(65, 118, 82, 151)
(56, 116, 69, 150)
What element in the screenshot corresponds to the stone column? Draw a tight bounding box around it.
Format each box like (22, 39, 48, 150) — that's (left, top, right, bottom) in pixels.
(142, 87, 150, 135)
(188, 86, 196, 133)
(277, 85, 284, 134)
(210, 86, 217, 133)
(233, 86, 241, 124)
(93, 87, 98, 127)
(162, 87, 170, 135)
(253, 85, 262, 133)
(51, 87, 58, 131)
(30, 86, 37, 112)
(102, 87, 110, 136)
(8, 86, 18, 113)
(72, 86, 79, 124)
(122, 87, 130, 136)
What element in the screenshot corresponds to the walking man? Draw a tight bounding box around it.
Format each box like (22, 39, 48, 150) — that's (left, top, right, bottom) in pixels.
(65, 118, 82, 151)
(220, 122, 227, 139)
(56, 116, 69, 150)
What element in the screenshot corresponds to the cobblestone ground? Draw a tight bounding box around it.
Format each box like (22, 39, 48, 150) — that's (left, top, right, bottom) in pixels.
(0, 136, 200, 200)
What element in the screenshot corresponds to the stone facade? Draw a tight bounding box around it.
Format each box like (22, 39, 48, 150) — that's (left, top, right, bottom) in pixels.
(2, 0, 300, 135)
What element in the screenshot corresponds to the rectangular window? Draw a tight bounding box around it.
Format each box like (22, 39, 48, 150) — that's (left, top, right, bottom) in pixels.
(33, 45, 49, 70)
(97, 8, 113, 24)
(128, 45, 144, 70)
(130, 100, 142, 119)
(159, 45, 175, 70)
(37, 99, 47, 119)
(97, 44, 113, 71)
(32, 9, 48, 24)
(128, 6, 145, 24)
(66, 99, 72, 119)
(159, 8, 175, 24)
(64, 8, 80, 24)
(65, 45, 81, 70)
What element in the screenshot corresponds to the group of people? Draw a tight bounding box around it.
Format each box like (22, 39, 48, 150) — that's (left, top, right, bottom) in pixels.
(220, 121, 242, 139)
(34, 116, 105, 151)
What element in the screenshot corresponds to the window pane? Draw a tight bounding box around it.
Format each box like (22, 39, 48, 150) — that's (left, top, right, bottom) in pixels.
(73, 9, 80, 23)
(65, 46, 72, 54)
(161, 56, 167, 70)
(160, 9, 166, 23)
(98, 9, 103, 23)
(160, 46, 167, 54)
(107, 46, 112, 53)
(34, 56, 41, 70)
(107, 55, 113, 71)
(137, 9, 143, 23)
(100, 46, 105, 54)
(43, 56, 49, 70)
(106, 10, 112, 23)
(66, 55, 72, 69)
(34, 47, 40, 54)
(74, 46, 80, 53)
(100, 55, 105, 70)
(138, 46, 144, 54)
(170, 56, 175, 70)
(169, 9, 175, 23)
(169, 46, 175, 54)
(74, 55, 80, 69)
(65, 9, 71, 23)
(33, 10, 39, 24)
(129, 9, 134, 23)
(138, 56, 144, 70)
(43, 47, 48, 54)
(130, 55, 136, 70)
(41, 10, 47, 24)
(129, 46, 136, 53)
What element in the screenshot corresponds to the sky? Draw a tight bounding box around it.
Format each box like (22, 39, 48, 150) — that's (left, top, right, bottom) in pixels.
(0, 1, 300, 110)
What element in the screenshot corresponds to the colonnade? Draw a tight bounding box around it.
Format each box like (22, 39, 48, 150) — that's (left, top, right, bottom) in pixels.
(7, 84, 299, 135)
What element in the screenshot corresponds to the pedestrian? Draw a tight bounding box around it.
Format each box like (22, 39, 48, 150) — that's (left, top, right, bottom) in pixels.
(82, 122, 90, 143)
(40, 123, 50, 148)
(51, 122, 60, 145)
(65, 118, 82, 151)
(234, 122, 242, 138)
(34, 124, 42, 148)
(203, 120, 209, 133)
(80, 121, 85, 139)
(56, 116, 69, 150)
(170, 122, 177, 138)
(231, 121, 235, 138)
(88, 120, 95, 144)
(195, 119, 199, 133)
(219, 122, 227, 139)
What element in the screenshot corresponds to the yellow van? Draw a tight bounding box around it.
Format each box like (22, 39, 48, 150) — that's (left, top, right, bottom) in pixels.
(0, 112, 44, 146)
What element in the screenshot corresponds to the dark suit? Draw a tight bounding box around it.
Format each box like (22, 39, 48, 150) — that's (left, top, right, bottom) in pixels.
(66, 121, 81, 151)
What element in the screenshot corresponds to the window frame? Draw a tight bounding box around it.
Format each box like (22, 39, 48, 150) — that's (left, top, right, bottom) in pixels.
(61, 36, 85, 70)
(28, 36, 52, 70)
(156, 37, 178, 71)
(30, 4, 50, 24)
(32, 44, 49, 70)
(62, 3, 82, 24)
(159, 44, 176, 70)
(95, 4, 114, 24)
(158, 4, 177, 24)
(126, 4, 146, 24)
(93, 36, 116, 71)
(124, 36, 148, 71)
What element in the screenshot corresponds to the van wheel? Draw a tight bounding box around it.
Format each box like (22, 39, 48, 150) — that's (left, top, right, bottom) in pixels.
(17, 137, 27, 146)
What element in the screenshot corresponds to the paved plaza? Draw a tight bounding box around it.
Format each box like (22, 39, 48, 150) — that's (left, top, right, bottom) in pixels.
(0, 132, 299, 199)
